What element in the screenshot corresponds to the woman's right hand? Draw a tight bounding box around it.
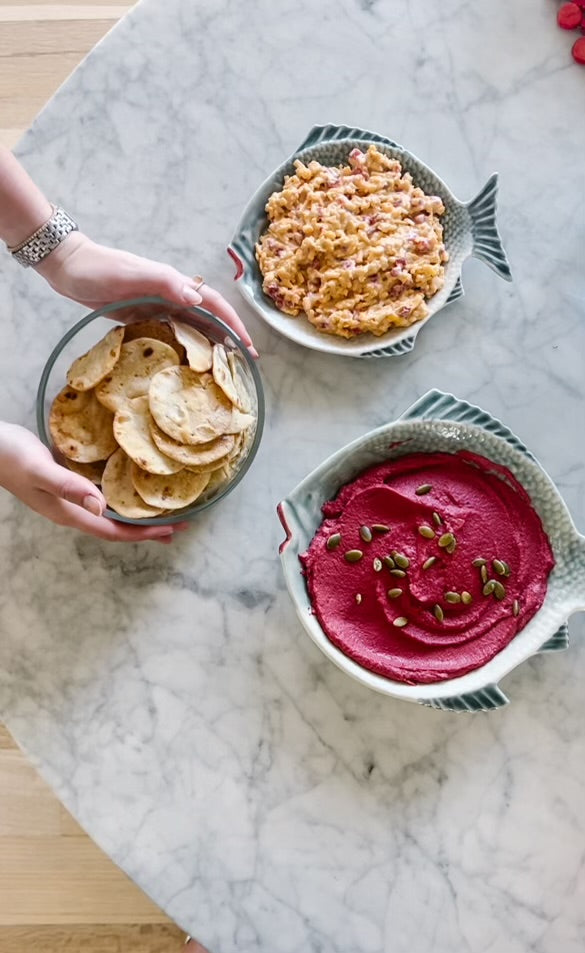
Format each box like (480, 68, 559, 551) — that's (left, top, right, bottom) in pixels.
(0, 423, 186, 543)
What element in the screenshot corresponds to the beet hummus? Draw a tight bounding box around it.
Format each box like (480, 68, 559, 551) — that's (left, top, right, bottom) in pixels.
(300, 451, 555, 684)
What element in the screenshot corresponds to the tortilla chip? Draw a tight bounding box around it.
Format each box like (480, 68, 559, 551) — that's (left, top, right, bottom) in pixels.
(113, 396, 184, 475)
(149, 366, 233, 445)
(227, 350, 253, 413)
(172, 321, 213, 372)
(124, 319, 185, 361)
(95, 338, 180, 412)
(49, 386, 117, 463)
(64, 457, 109, 485)
(102, 448, 164, 518)
(131, 463, 210, 510)
(66, 325, 125, 391)
(149, 419, 235, 467)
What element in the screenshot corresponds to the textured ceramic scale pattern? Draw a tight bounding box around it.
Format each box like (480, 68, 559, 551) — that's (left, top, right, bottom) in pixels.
(279, 390, 585, 710)
(0, 0, 585, 951)
(230, 123, 511, 358)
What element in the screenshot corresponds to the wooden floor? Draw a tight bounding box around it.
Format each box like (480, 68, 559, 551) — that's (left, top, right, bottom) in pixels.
(0, 2, 188, 949)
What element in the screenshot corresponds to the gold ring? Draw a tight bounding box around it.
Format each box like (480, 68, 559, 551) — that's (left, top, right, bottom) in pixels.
(192, 275, 205, 292)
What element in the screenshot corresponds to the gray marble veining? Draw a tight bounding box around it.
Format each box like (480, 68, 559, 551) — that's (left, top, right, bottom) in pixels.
(1, 0, 585, 950)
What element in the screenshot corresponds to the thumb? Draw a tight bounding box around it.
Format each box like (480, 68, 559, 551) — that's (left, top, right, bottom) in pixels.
(34, 458, 106, 517)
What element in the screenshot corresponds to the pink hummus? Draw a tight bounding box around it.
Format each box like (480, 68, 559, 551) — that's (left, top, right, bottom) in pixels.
(300, 452, 555, 684)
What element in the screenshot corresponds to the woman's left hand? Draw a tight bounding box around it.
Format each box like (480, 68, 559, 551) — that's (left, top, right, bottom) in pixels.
(35, 232, 256, 354)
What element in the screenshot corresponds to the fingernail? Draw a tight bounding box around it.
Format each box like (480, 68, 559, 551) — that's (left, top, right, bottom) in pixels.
(173, 523, 191, 532)
(83, 495, 103, 517)
(183, 285, 203, 306)
(249, 346, 259, 359)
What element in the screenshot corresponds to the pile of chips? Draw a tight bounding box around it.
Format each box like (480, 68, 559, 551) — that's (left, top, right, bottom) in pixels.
(49, 318, 257, 519)
(557, 2, 585, 64)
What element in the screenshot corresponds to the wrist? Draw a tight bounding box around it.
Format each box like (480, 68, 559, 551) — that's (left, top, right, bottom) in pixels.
(3, 199, 53, 250)
(34, 230, 89, 282)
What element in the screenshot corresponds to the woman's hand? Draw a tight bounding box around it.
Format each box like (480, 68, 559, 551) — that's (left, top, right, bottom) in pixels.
(0, 423, 185, 543)
(35, 232, 256, 354)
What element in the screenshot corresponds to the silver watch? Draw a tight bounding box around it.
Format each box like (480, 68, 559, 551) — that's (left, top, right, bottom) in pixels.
(9, 206, 78, 268)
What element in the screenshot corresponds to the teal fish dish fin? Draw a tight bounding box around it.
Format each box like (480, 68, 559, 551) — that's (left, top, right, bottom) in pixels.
(467, 173, 512, 282)
(399, 390, 535, 460)
(295, 123, 399, 154)
(361, 335, 417, 359)
(446, 277, 464, 306)
(538, 624, 569, 653)
(422, 685, 510, 712)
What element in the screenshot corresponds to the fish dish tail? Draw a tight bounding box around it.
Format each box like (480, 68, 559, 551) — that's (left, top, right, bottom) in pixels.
(467, 173, 512, 282)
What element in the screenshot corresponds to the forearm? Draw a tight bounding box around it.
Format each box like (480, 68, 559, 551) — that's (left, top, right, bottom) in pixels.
(0, 145, 53, 248)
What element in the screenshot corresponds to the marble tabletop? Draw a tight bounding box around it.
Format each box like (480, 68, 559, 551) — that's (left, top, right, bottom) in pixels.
(1, 0, 585, 950)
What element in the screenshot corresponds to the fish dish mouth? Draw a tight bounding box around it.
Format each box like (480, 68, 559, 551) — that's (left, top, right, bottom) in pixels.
(300, 450, 554, 685)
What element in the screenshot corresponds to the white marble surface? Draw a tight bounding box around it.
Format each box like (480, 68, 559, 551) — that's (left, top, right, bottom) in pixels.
(1, 0, 585, 950)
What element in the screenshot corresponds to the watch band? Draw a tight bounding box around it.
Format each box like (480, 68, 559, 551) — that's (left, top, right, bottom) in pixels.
(9, 206, 79, 268)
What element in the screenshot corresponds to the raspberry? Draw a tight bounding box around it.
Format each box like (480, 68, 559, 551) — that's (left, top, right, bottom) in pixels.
(572, 36, 585, 62)
(558, 2, 582, 29)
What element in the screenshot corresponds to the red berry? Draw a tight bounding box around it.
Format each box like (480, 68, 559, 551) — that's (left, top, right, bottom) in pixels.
(558, 2, 582, 29)
(574, 0, 585, 7)
(572, 36, 585, 62)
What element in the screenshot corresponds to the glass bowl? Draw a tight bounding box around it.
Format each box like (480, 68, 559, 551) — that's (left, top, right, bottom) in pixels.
(36, 296, 264, 525)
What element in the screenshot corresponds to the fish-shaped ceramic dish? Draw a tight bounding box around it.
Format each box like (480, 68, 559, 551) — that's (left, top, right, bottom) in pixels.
(229, 124, 512, 359)
(277, 390, 585, 710)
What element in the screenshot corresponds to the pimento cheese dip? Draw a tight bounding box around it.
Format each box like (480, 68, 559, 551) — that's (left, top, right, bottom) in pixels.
(300, 452, 554, 684)
(256, 145, 448, 339)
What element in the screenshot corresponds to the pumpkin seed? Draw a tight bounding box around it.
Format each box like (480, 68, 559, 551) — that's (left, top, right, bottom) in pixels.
(472, 558, 487, 568)
(372, 524, 390, 534)
(415, 484, 432, 495)
(326, 533, 341, 551)
(513, 598, 520, 617)
(493, 581, 506, 601)
(433, 604, 444, 622)
(345, 550, 363, 563)
(359, 525, 373, 543)
(461, 591, 473, 605)
(355, 593, 362, 604)
(393, 552, 410, 569)
(480, 565, 489, 584)
(493, 559, 507, 577)
(393, 617, 409, 628)
(390, 569, 406, 578)
(445, 591, 461, 604)
(438, 533, 455, 549)
(373, 558, 383, 573)
(483, 580, 496, 596)
(382, 555, 395, 570)
(387, 588, 403, 599)
(422, 556, 437, 570)
(432, 511, 442, 527)
(418, 525, 436, 540)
